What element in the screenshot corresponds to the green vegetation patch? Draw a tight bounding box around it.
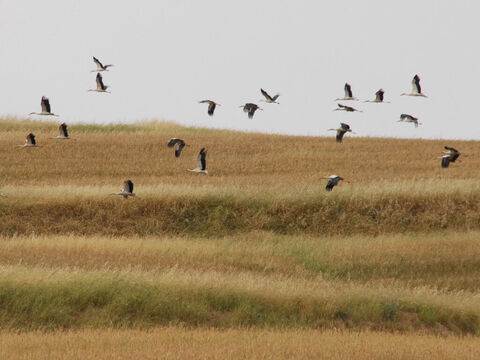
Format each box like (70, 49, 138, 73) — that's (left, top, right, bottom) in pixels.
(0, 272, 478, 334)
(2, 191, 480, 237)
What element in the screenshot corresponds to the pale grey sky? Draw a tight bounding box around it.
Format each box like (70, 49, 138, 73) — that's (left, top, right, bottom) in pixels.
(0, 1, 478, 139)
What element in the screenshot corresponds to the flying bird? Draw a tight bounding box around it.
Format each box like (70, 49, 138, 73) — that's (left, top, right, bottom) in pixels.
(167, 138, 188, 157)
(398, 114, 421, 127)
(89, 73, 110, 93)
(335, 83, 358, 101)
(92, 56, 113, 72)
(441, 146, 461, 168)
(49, 123, 70, 139)
(323, 175, 346, 191)
(260, 88, 280, 104)
(240, 103, 263, 119)
(328, 123, 355, 143)
(364, 89, 389, 103)
(401, 74, 427, 97)
(29, 96, 59, 116)
(199, 100, 220, 116)
(187, 148, 208, 175)
(333, 103, 362, 112)
(19, 133, 37, 147)
(110, 180, 135, 199)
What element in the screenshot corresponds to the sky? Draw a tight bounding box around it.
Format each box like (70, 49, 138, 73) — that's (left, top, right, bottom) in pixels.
(0, 1, 479, 139)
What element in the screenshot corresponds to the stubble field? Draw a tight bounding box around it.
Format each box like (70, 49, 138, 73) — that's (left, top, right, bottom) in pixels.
(1, 117, 480, 358)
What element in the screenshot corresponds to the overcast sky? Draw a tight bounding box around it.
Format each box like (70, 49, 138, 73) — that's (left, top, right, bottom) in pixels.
(0, 1, 478, 139)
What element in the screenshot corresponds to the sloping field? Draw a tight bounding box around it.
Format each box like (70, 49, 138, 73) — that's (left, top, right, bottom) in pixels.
(1, 118, 480, 357)
(1, 117, 480, 237)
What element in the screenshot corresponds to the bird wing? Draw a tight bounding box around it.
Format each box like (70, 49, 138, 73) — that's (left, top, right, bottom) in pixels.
(168, 138, 182, 147)
(124, 180, 133, 193)
(261, 88, 273, 101)
(41, 97, 51, 113)
(197, 148, 207, 170)
(325, 179, 335, 191)
(375, 89, 384, 102)
(248, 107, 257, 119)
(412, 75, 421, 94)
(96, 73, 106, 90)
(93, 56, 104, 69)
(208, 102, 216, 116)
(441, 156, 450, 168)
(444, 146, 459, 153)
(244, 103, 256, 111)
(400, 114, 410, 121)
(344, 83, 353, 98)
(272, 94, 280, 101)
(27, 133, 35, 145)
(336, 130, 346, 142)
(445, 147, 460, 162)
(59, 123, 68, 137)
(337, 103, 346, 109)
(340, 123, 350, 130)
(175, 142, 185, 158)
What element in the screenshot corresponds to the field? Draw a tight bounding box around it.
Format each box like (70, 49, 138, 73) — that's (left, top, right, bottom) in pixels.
(1, 117, 480, 358)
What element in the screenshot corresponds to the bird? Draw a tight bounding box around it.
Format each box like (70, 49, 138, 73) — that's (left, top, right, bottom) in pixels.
(29, 96, 59, 116)
(110, 180, 135, 199)
(333, 103, 362, 112)
(167, 138, 188, 157)
(88, 73, 110, 93)
(322, 175, 346, 191)
(328, 123, 355, 143)
(364, 89, 389, 103)
(441, 146, 461, 168)
(49, 123, 70, 139)
(0, 185, 7, 198)
(335, 83, 358, 101)
(260, 88, 280, 104)
(19, 133, 37, 147)
(92, 56, 113, 72)
(398, 114, 421, 127)
(401, 74, 427, 97)
(187, 148, 208, 175)
(198, 100, 220, 116)
(240, 103, 263, 118)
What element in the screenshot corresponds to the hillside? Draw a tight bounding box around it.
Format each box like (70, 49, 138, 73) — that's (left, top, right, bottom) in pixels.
(1, 117, 480, 236)
(1, 118, 480, 347)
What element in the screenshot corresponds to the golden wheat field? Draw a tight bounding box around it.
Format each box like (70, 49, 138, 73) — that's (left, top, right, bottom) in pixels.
(3, 328, 480, 360)
(1, 117, 480, 358)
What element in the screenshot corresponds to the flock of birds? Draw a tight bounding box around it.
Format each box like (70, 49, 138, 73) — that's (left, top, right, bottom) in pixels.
(0, 58, 462, 198)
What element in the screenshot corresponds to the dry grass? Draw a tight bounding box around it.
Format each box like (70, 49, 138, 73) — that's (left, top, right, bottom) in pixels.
(1, 118, 480, 354)
(1, 187, 480, 236)
(2, 327, 480, 360)
(1, 117, 479, 188)
(0, 231, 479, 291)
(3, 231, 480, 333)
(2, 118, 480, 236)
